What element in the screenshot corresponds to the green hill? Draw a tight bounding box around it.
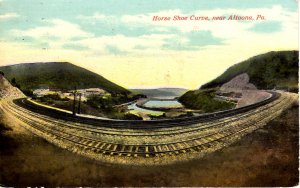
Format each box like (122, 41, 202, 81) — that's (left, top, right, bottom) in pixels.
(178, 89, 235, 112)
(201, 51, 298, 91)
(130, 88, 187, 98)
(0, 62, 129, 94)
(179, 50, 298, 112)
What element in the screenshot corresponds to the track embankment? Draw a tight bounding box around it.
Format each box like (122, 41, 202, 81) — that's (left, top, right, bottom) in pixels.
(0, 91, 297, 165)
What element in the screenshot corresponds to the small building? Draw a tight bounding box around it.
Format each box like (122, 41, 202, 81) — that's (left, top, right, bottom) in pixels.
(33, 88, 50, 97)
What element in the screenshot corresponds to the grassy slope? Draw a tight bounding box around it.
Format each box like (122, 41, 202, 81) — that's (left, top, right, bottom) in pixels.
(201, 50, 298, 90)
(178, 89, 235, 112)
(0, 62, 129, 94)
(179, 51, 298, 111)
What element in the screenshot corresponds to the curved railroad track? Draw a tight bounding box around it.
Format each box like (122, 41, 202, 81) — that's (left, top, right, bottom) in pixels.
(0, 91, 297, 165)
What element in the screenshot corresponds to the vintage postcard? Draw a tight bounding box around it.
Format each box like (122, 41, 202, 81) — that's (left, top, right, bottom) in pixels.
(0, 0, 298, 186)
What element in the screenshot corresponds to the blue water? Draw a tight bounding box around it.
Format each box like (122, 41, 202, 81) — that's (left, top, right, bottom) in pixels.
(127, 103, 164, 116)
(127, 99, 183, 116)
(143, 100, 183, 108)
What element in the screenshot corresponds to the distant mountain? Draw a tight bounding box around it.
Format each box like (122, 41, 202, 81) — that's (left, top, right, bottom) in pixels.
(131, 88, 188, 98)
(0, 62, 129, 94)
(201, 50, 298, 91)
(179, 50, 298, 112)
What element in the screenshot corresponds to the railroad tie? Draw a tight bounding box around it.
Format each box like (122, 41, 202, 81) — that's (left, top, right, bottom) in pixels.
(210, 134, 219, 141)
(176, 143, 186, 153)
(127, 145, 133, 157)
(157, 145, 162, 152)
(183, 142, 194, 152)
(88, 141, 95, 146)
(110, 144, 118, 155)
(206, 137, 213, 142)
(82, 139, 90, 145)
(170, 144, 179, 154)
(76, 138, 85, 144)
(134, 146, 139, 157)
(157, 145, 164, 156)
(182, 141, 190, 148)
(188, 142, 196, 151)
(147, 146, 156, 157)
(118, 145, 126, 156)
(161, 145, 169, 152)
(194, 139, 202, 146)
(214, 133, 222, 140)
(68, 135, 76, 140)
(174, 142, 183, 149)
(145, 146, 149, 157)
(88, 141, 97, 152)
(164, 145, 173, 155)
(103, 144, 112, 154)
(94, 142, 102, 148)
(189, 147, 196, 152)
(153, 146, 160, 157)
(98, 143, 107, 152)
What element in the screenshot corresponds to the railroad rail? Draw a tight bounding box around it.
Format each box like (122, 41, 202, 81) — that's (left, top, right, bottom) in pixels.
(0, 91, 297, 165)
(13, 91, 279, 129)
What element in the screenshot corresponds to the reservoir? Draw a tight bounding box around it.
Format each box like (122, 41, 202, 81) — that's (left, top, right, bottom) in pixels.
(127, 103, 164, 116)
(127, 99, 184, 117)
(143, 99, 183, 109)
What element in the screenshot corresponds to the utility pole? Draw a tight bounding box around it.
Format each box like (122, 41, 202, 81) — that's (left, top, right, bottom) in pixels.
(77, 93, 82, 114)
(72, 86, 77, 116)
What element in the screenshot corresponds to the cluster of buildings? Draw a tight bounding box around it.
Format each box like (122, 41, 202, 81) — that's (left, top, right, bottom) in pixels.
(33, 87, 107, 101)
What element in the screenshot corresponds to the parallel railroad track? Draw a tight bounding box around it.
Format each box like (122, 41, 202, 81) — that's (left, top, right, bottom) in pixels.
(4, 93, 287, 135)
(2, 93, 288, 141)
(0, 91, 296, 160)
(13, 91, 280, 129)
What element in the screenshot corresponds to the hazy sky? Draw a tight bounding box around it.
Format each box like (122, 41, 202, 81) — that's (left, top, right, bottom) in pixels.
(0, 0, 298, 89)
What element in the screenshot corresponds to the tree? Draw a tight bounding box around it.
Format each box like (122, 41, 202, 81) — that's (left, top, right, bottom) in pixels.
(11, 77, 21, 89)
(11, 78, 16, 86)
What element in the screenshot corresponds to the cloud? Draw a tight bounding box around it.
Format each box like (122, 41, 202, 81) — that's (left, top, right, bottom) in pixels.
(0, 1, 298, 89)
(121, 9, 182, 23)
(119, 5, 294, 39)
(249, 21, 282, 33)
(69, 5, 296, 55)
(163, 30, 224, 50)
(0, 13, 20, 21)
(77, 12, 107, 20)
(105, 45, 126, 55)
(12, 19, 93, 39)
(10, 3, 297, 55)
(76, 34, 175, 55)
(62, 43, 89, 51)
